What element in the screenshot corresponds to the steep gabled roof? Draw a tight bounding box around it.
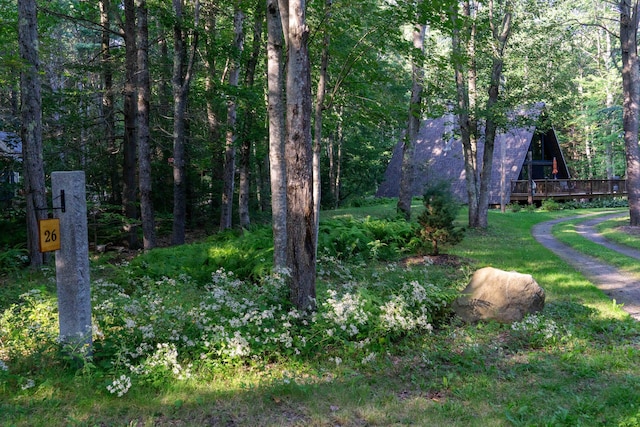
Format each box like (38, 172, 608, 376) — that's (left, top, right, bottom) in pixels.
(377, 105, 563, 204)
(0, 132, 22, 159)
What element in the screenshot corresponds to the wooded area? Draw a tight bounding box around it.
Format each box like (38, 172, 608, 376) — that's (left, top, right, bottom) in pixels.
(2, 0, 640, 296)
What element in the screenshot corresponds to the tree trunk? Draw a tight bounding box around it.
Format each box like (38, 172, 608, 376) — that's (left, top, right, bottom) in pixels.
(335, 114, 343, 207)
(282, 0, 316, 311)
(451, 0, 511, 228)
(171, 0, 199, 245)
(267, 0, 287, 271)
(328, 106, 343, 208)
(477, 1, 512, 229)
(313, 0, 331, 245)
(19, 0, 48, 267)
(620, 0, 640, 226)
(136, 0, 156, 250)
(100, 0, 119, 206)
(123, 0, 139, 249)
(203, 7, 223, 214)
(397, 23, 426, 220)
(220, 4, 244, 231)
(239, 4, 263, 229)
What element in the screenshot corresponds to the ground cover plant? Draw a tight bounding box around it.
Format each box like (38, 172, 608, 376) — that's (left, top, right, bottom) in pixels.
(2, 202, 640, 426)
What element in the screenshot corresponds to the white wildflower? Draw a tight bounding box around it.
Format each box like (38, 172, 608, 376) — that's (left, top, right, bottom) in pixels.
(107, 375, 131, 397)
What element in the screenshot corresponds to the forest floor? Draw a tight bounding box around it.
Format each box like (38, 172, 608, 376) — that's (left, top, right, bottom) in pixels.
(532, 212, 640, 320)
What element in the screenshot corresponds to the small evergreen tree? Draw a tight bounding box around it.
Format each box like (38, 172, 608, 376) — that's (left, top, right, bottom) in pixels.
(417, 181, 465, 255)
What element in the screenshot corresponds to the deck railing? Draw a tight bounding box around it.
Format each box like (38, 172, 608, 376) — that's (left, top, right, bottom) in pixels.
(510, 179, 627, 201)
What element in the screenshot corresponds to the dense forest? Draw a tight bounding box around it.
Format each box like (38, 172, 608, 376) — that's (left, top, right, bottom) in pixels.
(0, 1, 636, 256)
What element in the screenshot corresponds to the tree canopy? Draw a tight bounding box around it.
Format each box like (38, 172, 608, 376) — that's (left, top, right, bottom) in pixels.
(1, 0, 637, 242)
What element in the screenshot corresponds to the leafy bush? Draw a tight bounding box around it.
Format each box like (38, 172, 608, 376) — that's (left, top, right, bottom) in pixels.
(123, 226, 274, 285)
(317, 216, 419, 261)
(562, 197, 628, 210)
(507, 203, 522, 213)
(0, 246, 28, 274)
(416, 182, 465, 255)
(541, 198, 562, 211)
(1, 250, 462, 397)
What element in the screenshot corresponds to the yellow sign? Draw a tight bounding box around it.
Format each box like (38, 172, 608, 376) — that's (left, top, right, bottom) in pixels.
(39, 218, 61, 252)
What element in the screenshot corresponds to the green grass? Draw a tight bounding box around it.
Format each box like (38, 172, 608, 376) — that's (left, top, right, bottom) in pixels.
(3, 204, 640, 426)
(596, 214, 640, 250)
(552, 209, 640, 280)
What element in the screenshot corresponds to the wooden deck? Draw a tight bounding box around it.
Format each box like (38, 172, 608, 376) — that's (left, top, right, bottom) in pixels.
(510, 179, 627, 202)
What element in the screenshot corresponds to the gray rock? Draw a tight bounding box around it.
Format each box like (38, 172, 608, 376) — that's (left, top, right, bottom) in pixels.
(452, 267, 545, 323)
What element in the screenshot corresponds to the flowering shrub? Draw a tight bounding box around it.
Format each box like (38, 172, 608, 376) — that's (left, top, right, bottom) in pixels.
(0, 289, 59, 360)
(510, 314, 571, 348)
(1, 256, 460, 397)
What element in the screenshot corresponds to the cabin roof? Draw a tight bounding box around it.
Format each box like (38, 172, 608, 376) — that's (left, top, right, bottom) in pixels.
(0, 132, 22, 158)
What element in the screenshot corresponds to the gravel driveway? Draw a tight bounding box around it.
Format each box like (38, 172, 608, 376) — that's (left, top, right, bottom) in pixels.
(532, 212, 640, 320)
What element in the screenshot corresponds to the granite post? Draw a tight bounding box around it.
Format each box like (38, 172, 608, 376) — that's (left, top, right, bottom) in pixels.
(52, 171, 92, 349)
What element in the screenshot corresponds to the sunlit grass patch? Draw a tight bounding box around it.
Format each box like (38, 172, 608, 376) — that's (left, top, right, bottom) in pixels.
(553, 215, 640, 279)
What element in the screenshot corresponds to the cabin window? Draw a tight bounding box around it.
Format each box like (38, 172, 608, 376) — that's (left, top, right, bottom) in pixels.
(532, 135, 544, 160)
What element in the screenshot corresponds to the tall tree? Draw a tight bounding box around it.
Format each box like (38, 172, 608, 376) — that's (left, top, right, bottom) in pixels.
(136, 0, 156, 249)
(620, 0, 640, 226)
(220, 2, 245, 230)
(282, 0, 316, 311)
(122, 0, 140, 249)
(18, 0, 48, 267)
(202, 4, 224, 216)
(100, 0, 119, 206)
(397, 22, 426, 220)
(313, 0, 331, 245)
(476, 0, 512, 228)
(239, 3, 264, 229)
(171, 0, 200, 245)
(451, 0, 512, 229)
(267, 0, 287, 271)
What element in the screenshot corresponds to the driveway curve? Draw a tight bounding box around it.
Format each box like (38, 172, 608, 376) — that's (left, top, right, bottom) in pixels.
(532, 212, 640, 320)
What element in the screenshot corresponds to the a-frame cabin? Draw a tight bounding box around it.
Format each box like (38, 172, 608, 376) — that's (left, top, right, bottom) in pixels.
(376, 104, 570, 205)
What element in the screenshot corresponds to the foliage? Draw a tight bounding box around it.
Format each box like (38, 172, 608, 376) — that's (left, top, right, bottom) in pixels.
(4, 208, 640, 425)
(416, 182, 465, 255)
(561, 197, 628, 210)
(2, 258, 461, 399)
(317, 215, 420, 261)
(540, 198, 562, 211)
(123, 226, 275, 285)
(0, 246, 28, 274)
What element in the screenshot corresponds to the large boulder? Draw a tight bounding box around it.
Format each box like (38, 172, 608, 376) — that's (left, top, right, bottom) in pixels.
(452, 267, 545, 323)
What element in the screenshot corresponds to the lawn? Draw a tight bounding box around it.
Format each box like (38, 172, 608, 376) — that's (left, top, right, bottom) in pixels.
(2, 202, 640, 426)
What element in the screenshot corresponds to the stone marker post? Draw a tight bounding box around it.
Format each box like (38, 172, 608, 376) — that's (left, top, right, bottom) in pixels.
(52, 171, 92, 349)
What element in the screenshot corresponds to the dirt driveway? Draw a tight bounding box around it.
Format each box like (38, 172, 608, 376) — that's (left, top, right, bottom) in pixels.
(532, 212, 640, 320)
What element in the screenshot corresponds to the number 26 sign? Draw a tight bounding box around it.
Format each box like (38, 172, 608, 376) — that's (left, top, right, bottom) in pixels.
(39, 218, 61, 252)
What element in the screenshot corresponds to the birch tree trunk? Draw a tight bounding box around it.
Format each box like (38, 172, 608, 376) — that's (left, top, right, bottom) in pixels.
(282, 0, 316, 311)
(18, 0, 48, 267)
(136, 0, 156, 250)
(397, 23, 426, 220)
(220, 4, 244, 230)
(620, 0, 640, 226)
(123, 0, 139, 249)
(267, 0, 287, 271)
